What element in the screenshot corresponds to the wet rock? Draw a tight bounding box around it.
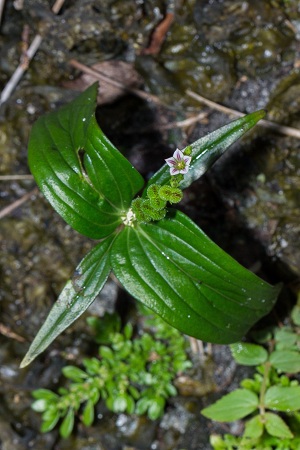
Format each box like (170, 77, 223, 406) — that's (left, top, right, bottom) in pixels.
(160, 402, 194, 435)
(209, 68, 300, 280)
(175, 374, 215, 397)
(0, 418, 36, 450)
(161, 42, 235, 101)
(194, 0, 295, 76)
(237, 137, 300, 278)
(144, 0, 236, 103)
(115, 414, 157, 449)
(209, 138, 300, 282)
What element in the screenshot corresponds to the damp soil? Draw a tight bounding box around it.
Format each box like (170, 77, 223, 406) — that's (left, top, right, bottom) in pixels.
(0, 1, 300, 449)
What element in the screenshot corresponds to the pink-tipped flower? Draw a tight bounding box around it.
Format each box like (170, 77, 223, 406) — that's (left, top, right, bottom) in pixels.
(165, 149, 191, 176)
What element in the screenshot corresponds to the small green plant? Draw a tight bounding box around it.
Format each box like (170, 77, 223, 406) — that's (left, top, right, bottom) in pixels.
(31, 313, 192, 438)
(20, 83, 281, 368)
(202, 301, 300, 450)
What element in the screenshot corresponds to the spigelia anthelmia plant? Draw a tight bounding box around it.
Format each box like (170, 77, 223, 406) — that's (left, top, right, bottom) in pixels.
(20, 83, 281, 368)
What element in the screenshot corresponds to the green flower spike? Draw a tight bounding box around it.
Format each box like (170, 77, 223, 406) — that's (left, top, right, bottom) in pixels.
(159, 185, 183, 204)
(147, 184, 167, 211)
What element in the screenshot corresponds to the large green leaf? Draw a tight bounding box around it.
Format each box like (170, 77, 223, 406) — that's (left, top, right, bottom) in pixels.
(20, 234, 116, 368)
(110, 210, 280, 344)
(146, 110, 265, 190)
(28, 83, 144, 239)
(201, 389, 259, 421)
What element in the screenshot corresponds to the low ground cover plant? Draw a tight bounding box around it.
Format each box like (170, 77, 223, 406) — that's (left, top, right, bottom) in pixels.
(31, 312, 192, 438)
(203, 300, 300, 450)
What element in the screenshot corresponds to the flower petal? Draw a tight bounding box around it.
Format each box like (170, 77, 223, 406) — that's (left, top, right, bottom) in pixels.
(173, 149, 184, 161)
(165, 157, 176, 167)
(183, 155, 192, 165)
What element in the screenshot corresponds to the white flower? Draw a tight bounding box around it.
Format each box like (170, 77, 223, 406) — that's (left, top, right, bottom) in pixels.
(165, 149, 191, 176)
(122, 208, 136, 226)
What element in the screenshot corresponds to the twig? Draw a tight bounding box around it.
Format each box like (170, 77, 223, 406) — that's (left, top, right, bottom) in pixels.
(186, 90, 300, 140)
(141, 11, 174, 55)
(160, 112, 209, 129)
(69, 59, 163, 106)
(0, 34, 43, 107)
(51, 0, 66, 14)
(188, 337, 213, 359)
(0, 323, 25, 342)
(120, 111, 210, 134)
(20, 24, 31, 68)
(0, 0, 66, 107)
(0, 187, 38, 220)
(0, 174, 33, 180)
(68, 62, 211, 132)
(258, 118, 300, 139)
(189, 336, 204, 356)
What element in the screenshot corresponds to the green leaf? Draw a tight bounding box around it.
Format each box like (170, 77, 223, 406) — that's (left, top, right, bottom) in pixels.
(62, 365, 88, 381)
(83, 357, 101, 375)
(59, 408, 74, 438)
(230, 343, 268, 366)
(20, 234, 115, 368)
(32, 389, 59, 402)
(270, 350, 300, 373)
(123, 322, 133, 340)
(99, 346, 114, 360)
(165, 383, 177, 397)
(146, 110, 266, 190)
(243, 414, 264, 438)
(274, 327, 297, 350)
(111, 210, 280, 344)
(28, 83, 144, 239)
(209, 434, 229, 449)
(265, 385, 300, 411)
(264, 412, 293, 438)
(41, 407, 60, 433)
(128, 385, 140, 400)
(82, 399, 94, 427)
(125, 394, 135, 414)
(89, 388, 100, 405)
(41, 416, 60, 433)
(147, 397, 165, 420)
(135, 397, 150, 415)
(31, 399, 48, 413)
(112, 395, 128, 413)
(201, 388, 259, 421)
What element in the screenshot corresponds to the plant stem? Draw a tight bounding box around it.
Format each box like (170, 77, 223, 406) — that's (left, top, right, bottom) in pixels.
(259, 361, 271, 420)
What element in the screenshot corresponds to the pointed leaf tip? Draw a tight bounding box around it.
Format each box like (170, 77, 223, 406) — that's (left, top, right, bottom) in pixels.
(146, 109, 267, 191)
(20, 235, 115, 367)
